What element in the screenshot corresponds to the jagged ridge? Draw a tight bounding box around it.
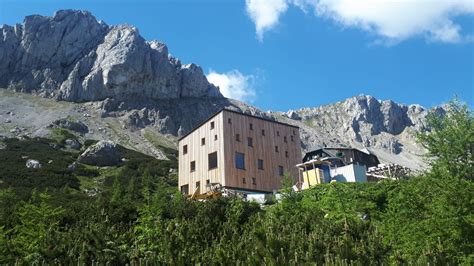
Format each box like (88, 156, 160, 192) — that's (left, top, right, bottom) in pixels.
(0, 10, 222, 102)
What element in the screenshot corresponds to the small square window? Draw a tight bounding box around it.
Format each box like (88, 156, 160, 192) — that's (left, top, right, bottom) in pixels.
(210, 121, 215, 129)
(291, 135, 294, 141)
(228, 118, 232, 124)
(249, 123, 253, 130)
(183, 145, 188, 155)
(277, 131, 280, 136)
(247, 137, 253, 147)
(262, 129, 265, 136)
(243, 178, 246, 184)
(236, 134, 240, 142)
(285, 151, 289, 158)
(258, 159, 264, 170)
(278, 166, 284, 176)
(190, 161, 196, 172)
(275, 146, 279, 153)
(201, 138, 205, 145)
(252, 177, 256, 185)
(214, 134, 218, 141)
(196, 181, 200, 189)
(284, 136, 287, 143)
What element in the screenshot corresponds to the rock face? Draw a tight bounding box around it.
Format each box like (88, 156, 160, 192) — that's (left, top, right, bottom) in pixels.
(78, 140, 121, 166)
(0, 10, 222, 102)
(271, 95, 445, 170)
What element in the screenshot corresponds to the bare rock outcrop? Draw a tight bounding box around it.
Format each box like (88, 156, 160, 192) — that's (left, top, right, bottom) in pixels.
(78, 140, 121, 166)
(271, 95, 447, 169)
(0, 10, 222, 102)
(50, 118, 89, 134)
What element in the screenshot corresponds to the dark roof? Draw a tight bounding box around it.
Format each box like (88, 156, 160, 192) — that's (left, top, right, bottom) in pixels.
(303, 147, 377, 160)
(178, 108, 299, 141)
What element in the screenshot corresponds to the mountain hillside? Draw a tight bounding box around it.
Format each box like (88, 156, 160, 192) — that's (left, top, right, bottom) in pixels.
(0, 10, 444, 169)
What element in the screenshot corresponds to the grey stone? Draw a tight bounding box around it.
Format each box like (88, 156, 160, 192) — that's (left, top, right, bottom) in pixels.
(285, 110, 301, 120)
(78, 140, 122, 166)
(51, 118, 88, 134)
(26, 159, 42, 169)
(67, 162, 77, 171)
(64, 138, 81, 149)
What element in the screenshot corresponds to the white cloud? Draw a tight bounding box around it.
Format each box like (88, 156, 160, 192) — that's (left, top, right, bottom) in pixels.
(246, 0, 288, 41)
(245, 0, 474, 43)
(207, 70, 257, 102)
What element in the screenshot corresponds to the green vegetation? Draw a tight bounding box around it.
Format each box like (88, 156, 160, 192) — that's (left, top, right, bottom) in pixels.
(50, 127, 77, 145)
(143, 129, 178, 160)
(0, 99, 472, 264)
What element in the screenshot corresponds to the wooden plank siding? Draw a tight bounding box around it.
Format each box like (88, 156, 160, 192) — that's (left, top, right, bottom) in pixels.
(178, 112, 225, 194)
(178, 109, 301, 195)
(222, 110, 301, 192)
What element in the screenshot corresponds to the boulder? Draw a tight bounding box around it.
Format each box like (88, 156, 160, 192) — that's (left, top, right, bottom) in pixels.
(64, 138, 81, 149)
(51, 118, 89, 134)
(78, 140, 122, 166)
(26, 159, 42, 169)
(285, 110, 301, 120)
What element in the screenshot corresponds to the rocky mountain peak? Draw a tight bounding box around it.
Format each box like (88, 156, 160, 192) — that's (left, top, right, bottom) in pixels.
(0, 9, 222, 102)
(277, 95, 447, 169)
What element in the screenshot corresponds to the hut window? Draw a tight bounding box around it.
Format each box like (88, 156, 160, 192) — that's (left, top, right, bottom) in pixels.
(235, 152, 245, 170)
(278, 166, 284, 176)
(208, 152, 218, 170)
(183, 145, 188, 155)
(247, 137, 253, 147)
(180, 185, 189, 194)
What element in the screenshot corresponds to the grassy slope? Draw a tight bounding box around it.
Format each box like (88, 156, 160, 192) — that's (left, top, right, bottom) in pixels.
(0, 135, 178, 200)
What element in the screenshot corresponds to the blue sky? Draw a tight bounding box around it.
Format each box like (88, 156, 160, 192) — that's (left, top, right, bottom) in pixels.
(1, 0, 473, 111)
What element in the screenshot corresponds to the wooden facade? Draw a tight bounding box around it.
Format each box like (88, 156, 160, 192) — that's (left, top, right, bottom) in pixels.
(178, 109, 301, 195)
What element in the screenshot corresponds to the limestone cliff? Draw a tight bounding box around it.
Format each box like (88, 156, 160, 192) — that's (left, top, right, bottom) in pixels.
(0, 10, 221, 102)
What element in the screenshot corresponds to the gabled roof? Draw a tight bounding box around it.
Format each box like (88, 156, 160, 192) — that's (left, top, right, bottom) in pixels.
(178, 108, 299, 141)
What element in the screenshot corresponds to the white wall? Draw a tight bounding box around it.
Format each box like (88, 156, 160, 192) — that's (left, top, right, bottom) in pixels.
(330, 164, 367, 183)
